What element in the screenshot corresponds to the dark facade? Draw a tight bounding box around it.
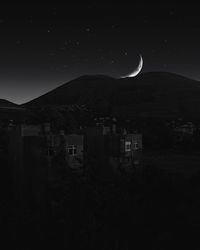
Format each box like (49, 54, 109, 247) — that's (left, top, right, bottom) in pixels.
(8, 124, 48, 218)
(108, 133, 143, 174)
(84, 126, 143, 177)
(11, 122, 143, 184)
(65, 134, 84, 171)
(45, 130, 84, 174)
(84, 127, 112, 178)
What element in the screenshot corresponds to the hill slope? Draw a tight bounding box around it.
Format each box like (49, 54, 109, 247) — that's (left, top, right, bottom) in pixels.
(0, 99, 19, 108)
(23, 72, 200, 119)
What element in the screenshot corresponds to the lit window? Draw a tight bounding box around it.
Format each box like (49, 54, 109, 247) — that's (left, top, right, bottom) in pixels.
(133, 142, 139, 150)
(67, 145, 77, 156)
(125, 141, 131, 152)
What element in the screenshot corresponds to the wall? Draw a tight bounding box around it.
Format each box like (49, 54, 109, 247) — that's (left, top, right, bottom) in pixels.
(65, 134, 84, 170)
(8, 125, 48, 219)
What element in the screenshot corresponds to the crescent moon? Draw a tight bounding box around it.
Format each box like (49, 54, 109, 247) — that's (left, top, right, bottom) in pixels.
(121, 55, 143, 78)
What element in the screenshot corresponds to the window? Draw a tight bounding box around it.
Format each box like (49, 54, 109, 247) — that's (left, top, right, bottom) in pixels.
(67, 145, 77, 156)
(125, 141, 131, 152)
(133, 142, 139, 150)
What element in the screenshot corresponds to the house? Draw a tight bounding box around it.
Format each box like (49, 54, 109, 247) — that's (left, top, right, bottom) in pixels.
(172, 122, 196, 148)
(65, 134, 84, 171)
(45, 128, 84, 173)
(109, 132, 143, 174)
(174, 122, 196, 136)
(39, 118, 143, 177)
(84, 125, 143, 177)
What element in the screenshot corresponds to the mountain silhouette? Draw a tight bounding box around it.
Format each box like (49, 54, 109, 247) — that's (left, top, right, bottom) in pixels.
(0, 99, 18, 108)
(23, 72, 200, 119)
(0, 99, 28, 121)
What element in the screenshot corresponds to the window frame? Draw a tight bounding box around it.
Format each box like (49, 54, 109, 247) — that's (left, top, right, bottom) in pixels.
(67, 145, 77, 156)
(125, 141, 132, 152)
(133, 142, 139, 150)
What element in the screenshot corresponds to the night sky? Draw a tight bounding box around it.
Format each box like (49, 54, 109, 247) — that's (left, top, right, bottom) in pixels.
(0, 1, 200, 104)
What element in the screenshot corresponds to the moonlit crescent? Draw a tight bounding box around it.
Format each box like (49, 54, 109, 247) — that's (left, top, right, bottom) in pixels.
(121, 54, 143, 78)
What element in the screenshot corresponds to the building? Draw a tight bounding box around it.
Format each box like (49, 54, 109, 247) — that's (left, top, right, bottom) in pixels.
(65, 134, 84, 171)
(174, 122, 196, 137)
(45, 129, 84, 174)
(8, 124, 48, 218)
(84, 126, 111, 178)
(21, 118, 143, 180)
(108, 132, 143, 175)
(171, 121, 196, 149)
(84, 125, 143, 177)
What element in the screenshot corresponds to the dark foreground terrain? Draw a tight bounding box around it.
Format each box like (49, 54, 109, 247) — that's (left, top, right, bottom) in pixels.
(1, 153, 200, 250)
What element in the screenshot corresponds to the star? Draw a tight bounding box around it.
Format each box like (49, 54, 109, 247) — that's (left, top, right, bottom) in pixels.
(110, 60, 115, 64)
